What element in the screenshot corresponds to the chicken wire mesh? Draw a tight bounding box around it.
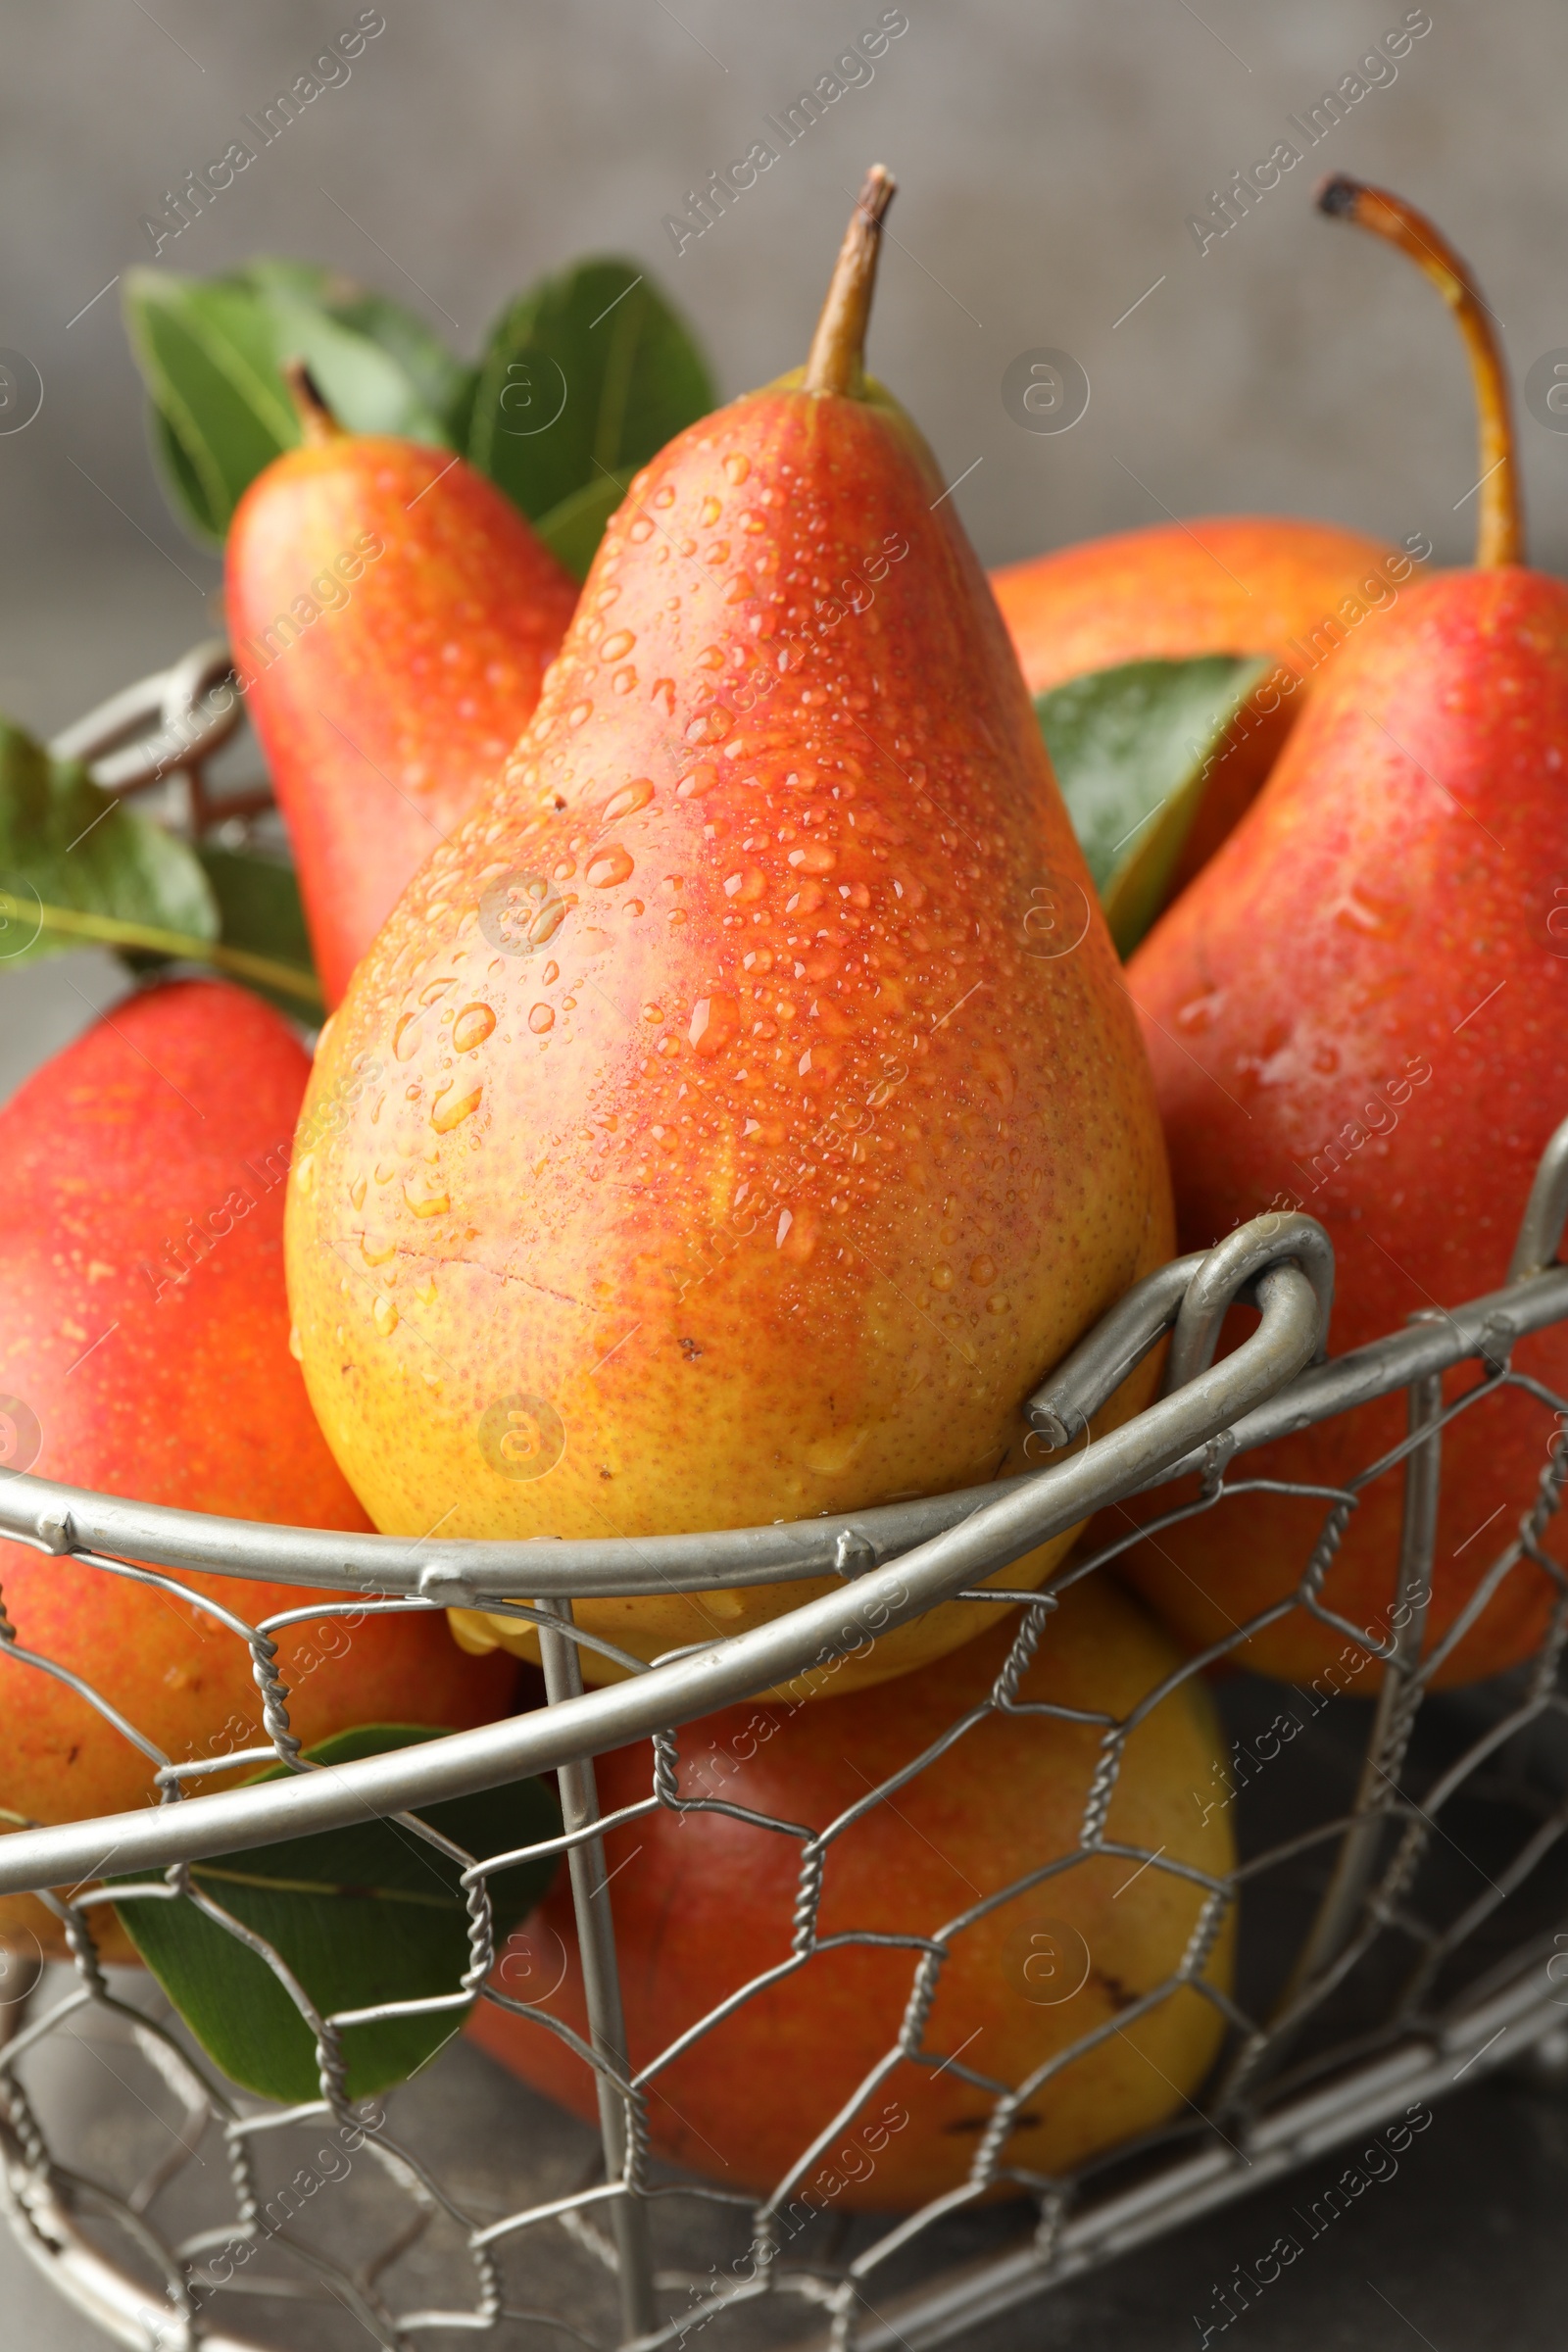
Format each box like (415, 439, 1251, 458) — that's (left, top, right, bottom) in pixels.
(0, 652, 1566, 2351)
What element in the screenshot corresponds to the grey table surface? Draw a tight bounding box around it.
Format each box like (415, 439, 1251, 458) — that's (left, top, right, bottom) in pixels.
(4, 1972, 1564, 2352)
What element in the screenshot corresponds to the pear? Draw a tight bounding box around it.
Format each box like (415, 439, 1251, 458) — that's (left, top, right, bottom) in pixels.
(286, 171, 1173, 1695)
(992, 514, 1403, 705)
(471, 1574, 1235, 2209)
(227, 366, 578, 1006)
(1120, 179, 1568, 1688)
(0, 981, 515, 1964)
(993, 514, 1412, 898)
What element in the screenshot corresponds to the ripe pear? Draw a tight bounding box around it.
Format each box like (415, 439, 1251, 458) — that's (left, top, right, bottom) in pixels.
(993, 515, 1409, 901)
(286, 170, 1173, 1697)
(992, 514, 1401, 703)
(227, 366, 578, 1006)
(0, 981, 515, 1963)
(470, 1573, 1235, 2209)
(1120, 180, 1566, 1688)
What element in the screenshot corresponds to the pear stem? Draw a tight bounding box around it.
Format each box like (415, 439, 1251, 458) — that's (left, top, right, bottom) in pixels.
(801, 166, 897, 399)
(281, 357, 346, 448)
(1316, 174, 1523, 569)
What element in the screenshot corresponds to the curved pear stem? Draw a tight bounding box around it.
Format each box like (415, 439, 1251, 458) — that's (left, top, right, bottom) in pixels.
(281, 357, 346, 449)
(801, 166, 896, 399)
(1315, 174, 1522, 569)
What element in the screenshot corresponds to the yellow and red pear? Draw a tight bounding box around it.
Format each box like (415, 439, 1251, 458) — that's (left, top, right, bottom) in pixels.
(0, 980, 515, 1962)
(991, 514, 1402, 704)
(472, 1577, 1235, 2208)
(227, 367, 578, 1007)
(992, 514, 1411, 896)
(1119, 180, 1567, 1687)
(286, 172, 1173, 1695)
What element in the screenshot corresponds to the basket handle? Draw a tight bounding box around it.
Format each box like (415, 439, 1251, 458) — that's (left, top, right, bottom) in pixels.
(1028, 1209, 1335, 1447)
(1507, 1114, 1568, 1283)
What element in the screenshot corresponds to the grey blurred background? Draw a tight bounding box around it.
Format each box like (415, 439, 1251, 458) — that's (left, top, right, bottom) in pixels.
(5, 0, 1568, 751)
(5, 7, 1568, 2344)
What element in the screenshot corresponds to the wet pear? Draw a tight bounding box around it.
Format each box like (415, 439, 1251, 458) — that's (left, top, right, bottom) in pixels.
(227, 366, 577, 1006)
(1121, 181, 1568, 1686)
(473, 1576, 1235, 2206)
(0, 981, 514, 1963)
(992, 514, 1410, 896)
(286, 172, 1173, 1694)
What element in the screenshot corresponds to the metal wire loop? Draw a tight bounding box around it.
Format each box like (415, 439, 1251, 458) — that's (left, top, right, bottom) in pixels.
(1164, 1208, 1336, 1394)
(1509, 1112, 1568, 1283)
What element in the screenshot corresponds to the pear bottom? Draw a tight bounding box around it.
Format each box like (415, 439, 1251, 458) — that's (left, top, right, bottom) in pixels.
(448, 1522, 1081, 1701)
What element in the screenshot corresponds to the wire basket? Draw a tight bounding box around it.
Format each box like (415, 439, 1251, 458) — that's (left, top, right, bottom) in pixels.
(2, 653, 1566, 2351)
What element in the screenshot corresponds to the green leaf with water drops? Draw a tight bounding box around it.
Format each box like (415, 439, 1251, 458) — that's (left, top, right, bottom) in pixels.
(111, 1725, 562, 2103)
(1036, 654, 1274, 956)
(0, 720, 218, 970)
(467, 258, 715, 533)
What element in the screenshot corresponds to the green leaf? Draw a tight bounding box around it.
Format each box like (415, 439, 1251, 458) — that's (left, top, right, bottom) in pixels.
(112, 1726, 562, 2103)
(0, 722, 218, 969)
(1037, 656, 1273, 957)
(325, 292, 475, 445)
(443, 364, 481, 460)
(195, 843, 319, 1018)
(236, 258, 350, 308)
(150, 406, 226, 542)
(237, 262, 471, 425)
(123, 268, 453, 544)
(124, 251, 709, 566)
(215, 258, 477, 441)
(535, 468, 634, 584)
(468, 258, 715, 532)
(124, 274, 291, 544)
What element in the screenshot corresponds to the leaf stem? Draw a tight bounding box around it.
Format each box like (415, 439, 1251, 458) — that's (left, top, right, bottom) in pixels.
(0, 893, 323, 1007)
(1316, 174, 1522, 569)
